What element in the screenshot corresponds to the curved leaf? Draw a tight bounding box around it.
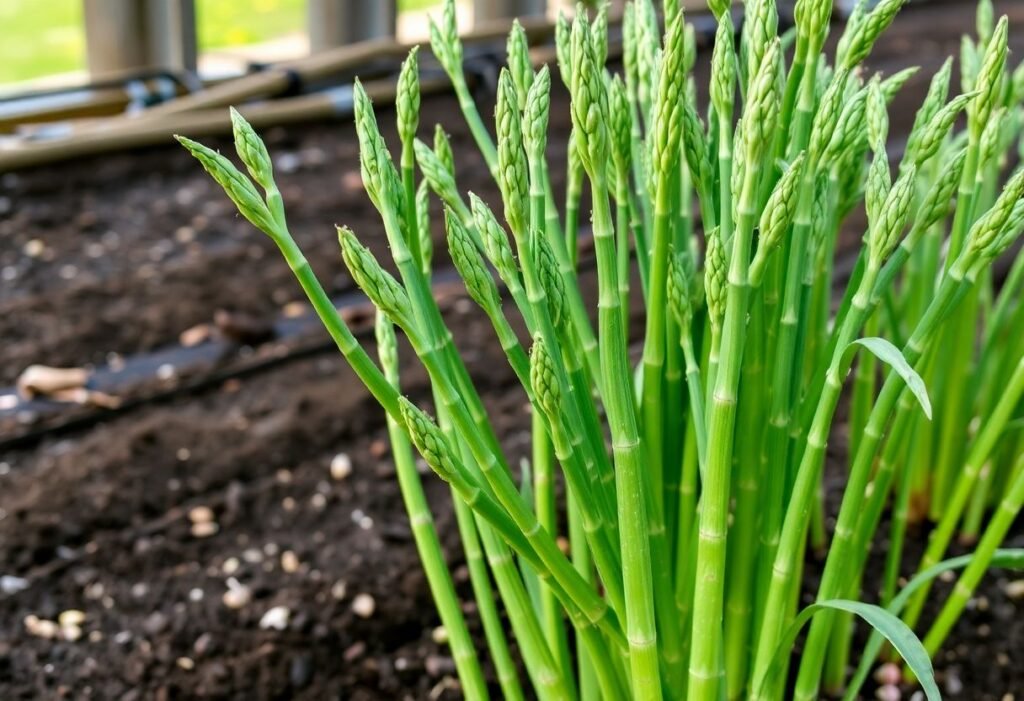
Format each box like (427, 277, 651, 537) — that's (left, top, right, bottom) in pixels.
(758, 599, 940, 701)
(849, 337, 932, 419)
(843, 549, 1024, 701)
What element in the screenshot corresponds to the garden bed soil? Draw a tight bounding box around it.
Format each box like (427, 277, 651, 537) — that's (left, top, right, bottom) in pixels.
(2, 2, 1024, 699)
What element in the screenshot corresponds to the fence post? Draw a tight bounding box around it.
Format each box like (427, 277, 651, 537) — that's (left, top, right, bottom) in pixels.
(473, 0, 548, 23)
(83, 0, 197, 78)
(308, 0, 397, 51)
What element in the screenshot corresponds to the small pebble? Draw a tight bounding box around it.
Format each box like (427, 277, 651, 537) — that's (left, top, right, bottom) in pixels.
(874, 662, 902, 686)
(876, 684, 901, 701)
(191, 521, 219, 538)
(1, 575, 29, 594)
(61, 624, 83, 642)
(259, 605, 290, 631)
(24, 615, 59, 639)
(143, 611, 168, 636)
(222, 579, 252, 609)
(1003, 579, 1024, 599)
(281, 551, 300, 573)
(23, 239, 45, 257)
(369, 439, 388, 458)
(243, 548, 264, 564)
(277, 152, 301, 173)
(222, 557, 240, 575)
(945, 669, 964, 695)
(331, 453, 352, 481)
(189, 588, 204, 602)
(343, 641, 366, 661)
(431, 626, 448, 645)
(193, 632, 214, 656)
(351, 509, 373, 530)
(352, 593, 375, 618)
(282, 301, 308, 317)
(58, 610, 86, 627)
(188, 506, 215, 524)
(310, 493, 327, 510)
(177, 657, 195, 671)
(331, 580, 348, 601)
(425, 654, 455, 678)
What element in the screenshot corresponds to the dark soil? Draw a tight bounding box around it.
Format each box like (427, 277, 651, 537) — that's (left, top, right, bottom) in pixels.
(2, 2, 1023, 699)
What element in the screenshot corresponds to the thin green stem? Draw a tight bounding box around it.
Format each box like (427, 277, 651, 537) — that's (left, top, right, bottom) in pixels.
(591, 173, 663, 701)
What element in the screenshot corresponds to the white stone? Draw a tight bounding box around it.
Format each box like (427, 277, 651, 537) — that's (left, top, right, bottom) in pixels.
(259, 605, 290, 631)
(351, 593, 375, 618)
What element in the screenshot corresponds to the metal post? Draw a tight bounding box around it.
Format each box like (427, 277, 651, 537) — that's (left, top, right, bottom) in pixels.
(308, 0, 397, 51)
(83, 0, 197, 78)
(148, 0, 198, 73)
(473, 0, 547, 23)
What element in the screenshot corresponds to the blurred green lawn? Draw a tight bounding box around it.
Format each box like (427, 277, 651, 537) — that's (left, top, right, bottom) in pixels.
(0, 0, 441, 86)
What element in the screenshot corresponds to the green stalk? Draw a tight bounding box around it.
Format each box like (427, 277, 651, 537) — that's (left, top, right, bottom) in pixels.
(567, 491, 597, 701)
(881, 433, 916, 605)
(374, 316, 491, 700)
(362, 219, 624, 652)
(533, 410, 567, 670)
(438, 399, 561, 700)
(752, 64, 831, 646)
(687, 46, 764, 697)
(723, 290, 766, 700)
(824, 334, 929, 694)
(919, 453, 1024, 660)
(477, 519, 570, 701)
(595, 175, 665, 700)
(569, 17, 671, 698)
(929, 292, 979, 515)
(565, 133, 583, 265)
(616, 173, 632, 343)
(421, 292, 527, 701)
(963, 312, 1024, 540)
(753, 256, 880, 700)
(640, 11, 687, 534)
(522, 66, 570, 674)
(791, 254, 990, 699)
(929, 20, 1009, 517)
(903, 350, 1024, 628)
(850, 311, 880, 468)
(182, 122, 550, 700)
(983, 239, 1024, 349)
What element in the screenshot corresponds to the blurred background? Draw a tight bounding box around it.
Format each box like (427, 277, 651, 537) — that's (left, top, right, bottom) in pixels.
(0, 0, 565, 89)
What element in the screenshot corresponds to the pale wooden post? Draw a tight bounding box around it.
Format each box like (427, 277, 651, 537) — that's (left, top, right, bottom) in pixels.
(83, 0, 197, 78)
(307, 0, 397, 51)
